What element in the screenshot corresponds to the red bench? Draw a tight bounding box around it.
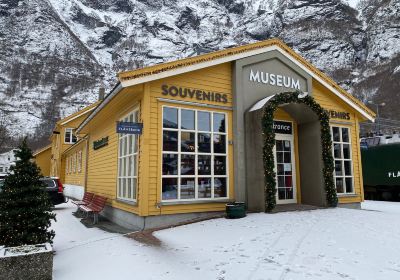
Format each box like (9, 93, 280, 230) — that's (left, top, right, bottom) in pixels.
(71, 192, 94, 210)
(79, 195, 107, 224)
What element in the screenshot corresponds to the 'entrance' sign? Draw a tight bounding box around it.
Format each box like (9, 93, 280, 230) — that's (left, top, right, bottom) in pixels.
(273, 121, 292, 135)
(117, 122, 143, 134)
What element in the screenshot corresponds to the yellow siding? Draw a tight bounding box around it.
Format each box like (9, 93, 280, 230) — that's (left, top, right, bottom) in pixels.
(34, 147, 51, 177)
(312, 79, 363, 204)
(63, 140, 87, 187)
(85, 87, 143, 215)
(148, 63, 234, 216)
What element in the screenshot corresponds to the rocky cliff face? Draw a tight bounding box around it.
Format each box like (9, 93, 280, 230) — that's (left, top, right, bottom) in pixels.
(0, 0, 399, 146)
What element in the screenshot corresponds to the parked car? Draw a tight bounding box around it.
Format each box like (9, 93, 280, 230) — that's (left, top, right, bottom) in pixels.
(40, 177, 66, 206)
(0, 177, 66, 206)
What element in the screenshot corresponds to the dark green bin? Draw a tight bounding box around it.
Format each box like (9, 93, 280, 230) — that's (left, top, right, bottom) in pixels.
(226, 202, 246, 219)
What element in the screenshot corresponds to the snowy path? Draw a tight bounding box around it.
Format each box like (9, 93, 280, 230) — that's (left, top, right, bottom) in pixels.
(52, 202, 400, 280)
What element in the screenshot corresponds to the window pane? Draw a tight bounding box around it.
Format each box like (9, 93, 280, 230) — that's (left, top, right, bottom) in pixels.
(333, 144, 341, 158)
(284, 152, 291, 163)
(198, 178, 211, 198)
(72, 132, 77, 143)
(181, 109, 195, 130)
(132, 155, 137, 176)
(163, 107, 178, 128)
(163, 131, 178, 151)
(180, 178, 195, 199)
(335, 161, 343, 176)
(127, 178, 132, 198)
(277, 152, 284, 163)
(214, 156, 226, 175)
(198, 155, 211, 175)
(65, 129, 71, 143)
(345, 178, 353, 193)
(198, 111, 210, 131)
(332, 127, 340, 142)
(342, 128, 349, 142)
(132, 179, 137, 199)
(276, 140, 283, 151)
(213, 134, 226, 154)
(336, 178, 344, 193)
(181, 154, 195, 175)
(162, 178, 178, 200)
(344, 161, 352, 176)
(213, 113, 225, 133)
(163, 154, 178, 175)
(128, 135, 133, 154)
(343, 144, 350, 159)
(277, 164, 284, 175)
(198, 133, 211, 153)
(214, 177, 227, 198)
(283, 140, 290, 152)
(133, 135, 138, 153)
(181, 132, 195, 152)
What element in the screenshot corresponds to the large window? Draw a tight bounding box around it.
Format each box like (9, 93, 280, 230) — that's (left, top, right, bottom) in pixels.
(331, 126, 354, 194)
(162, 106, 228, 201)
(117, 109, 139, 201)
(65, 128, 77, 144)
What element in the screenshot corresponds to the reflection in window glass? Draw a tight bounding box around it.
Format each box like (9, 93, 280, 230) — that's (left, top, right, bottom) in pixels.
(181, 178, 195, 199)
(181, 132, 195, 152)
(198, 133, 211, 153)
(163, 131, 178, 151)
(181, 109, 195, 130)
(213, 113, 225, 133)
(198, 111, 211, 131)
(214, 156, 226, 175)
(181, 154, 195, 175)
(163, 154, 178, 175)
(213, 134, 226, 154)
(198, 155, 211, 175)
(198, 178, 212, 198)
(214, 178, 227, 198)
(163, 107, 178, 128)
(162, 178, 178, 200)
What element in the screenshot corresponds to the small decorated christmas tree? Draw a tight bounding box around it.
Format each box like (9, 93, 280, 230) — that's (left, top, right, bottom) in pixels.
(0, 138, 56, 247)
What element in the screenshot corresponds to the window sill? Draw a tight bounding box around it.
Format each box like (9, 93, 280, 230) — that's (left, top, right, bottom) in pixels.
(337, 193, 359, 198)
(116, 198, 137, 206)
(161, 199, 234, 206)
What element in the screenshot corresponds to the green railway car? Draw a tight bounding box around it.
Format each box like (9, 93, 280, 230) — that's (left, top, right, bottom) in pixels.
(361, 142, 400, 200)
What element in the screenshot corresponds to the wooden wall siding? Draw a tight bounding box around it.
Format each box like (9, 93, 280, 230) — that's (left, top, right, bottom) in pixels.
(63, 140, 87, 187)
(147, 63, 234, 216)
(35, 148, 51, 177)
(85, 89, 143, 214)
(312, 79, 363, 204)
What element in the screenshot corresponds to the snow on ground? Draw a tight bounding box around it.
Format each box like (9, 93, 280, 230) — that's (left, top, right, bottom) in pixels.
(52, 201, 400, 279)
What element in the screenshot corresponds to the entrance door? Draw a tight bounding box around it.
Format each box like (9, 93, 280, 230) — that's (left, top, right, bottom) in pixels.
(274, 134, 297, 204)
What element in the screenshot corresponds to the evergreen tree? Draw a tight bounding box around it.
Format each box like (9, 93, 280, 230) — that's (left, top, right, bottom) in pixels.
(0, 138, 56, 247)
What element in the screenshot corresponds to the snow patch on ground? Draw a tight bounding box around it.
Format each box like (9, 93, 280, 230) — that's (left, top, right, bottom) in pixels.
(52, 201, 400, 279)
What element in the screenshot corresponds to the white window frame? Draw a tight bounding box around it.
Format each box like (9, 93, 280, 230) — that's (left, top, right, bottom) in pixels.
(64, 128, 77, 144)
(331, 125, 354, 195)
(161, 106, 229, 202)
(117, 108, 140, 202)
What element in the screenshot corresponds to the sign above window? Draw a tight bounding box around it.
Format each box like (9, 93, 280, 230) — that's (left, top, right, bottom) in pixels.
(116, 122, 143, 134)
(161, 85, 228, 104)
(93, 137, 108, 150)
(273, 121, 292, 135)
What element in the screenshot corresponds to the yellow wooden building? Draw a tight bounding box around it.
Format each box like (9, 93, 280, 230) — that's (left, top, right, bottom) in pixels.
(60, 39, 374, 229)
(33, 145, 52, 177)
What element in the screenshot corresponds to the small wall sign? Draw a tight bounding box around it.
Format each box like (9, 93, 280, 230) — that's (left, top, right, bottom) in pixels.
(273, 121, 292, 135)
(325, 110, 350, 120)
(93, 137, 109, 150)
(117, 122, 143, 134)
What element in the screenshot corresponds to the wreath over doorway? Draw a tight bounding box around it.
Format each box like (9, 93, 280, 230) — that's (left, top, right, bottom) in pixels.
(261, 91, 338, 212)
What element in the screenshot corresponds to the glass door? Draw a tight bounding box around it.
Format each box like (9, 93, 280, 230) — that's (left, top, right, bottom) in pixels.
(274, 134, 297, 204)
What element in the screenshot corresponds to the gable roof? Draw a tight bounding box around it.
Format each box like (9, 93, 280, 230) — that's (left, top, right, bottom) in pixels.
(57, 101, 100, 127)
(78, 39, 374, 132)
(33, 145, 51, 157)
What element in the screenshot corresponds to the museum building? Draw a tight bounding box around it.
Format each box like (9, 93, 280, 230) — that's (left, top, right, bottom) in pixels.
(37, 39, 375, 229)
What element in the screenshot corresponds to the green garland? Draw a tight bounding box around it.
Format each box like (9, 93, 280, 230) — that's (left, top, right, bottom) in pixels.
(262, 91, 338, 212)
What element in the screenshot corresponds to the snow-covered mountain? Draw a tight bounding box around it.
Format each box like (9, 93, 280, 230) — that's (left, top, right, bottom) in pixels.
(0, 0, 399, 145)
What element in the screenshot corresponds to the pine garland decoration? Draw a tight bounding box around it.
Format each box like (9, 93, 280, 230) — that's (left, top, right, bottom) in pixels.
(262, 91, 338, 212)
(0, 138, 56, 247)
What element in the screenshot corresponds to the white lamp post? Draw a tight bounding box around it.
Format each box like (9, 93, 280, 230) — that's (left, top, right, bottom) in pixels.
(368, 101, 386, 134)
